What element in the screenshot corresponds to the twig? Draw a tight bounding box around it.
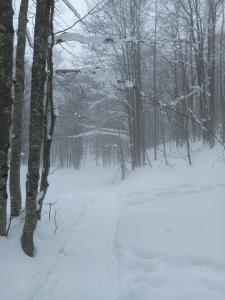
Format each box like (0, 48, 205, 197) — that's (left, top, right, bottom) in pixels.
(6, 216, 12, 237)
(55, 0, 113, 35)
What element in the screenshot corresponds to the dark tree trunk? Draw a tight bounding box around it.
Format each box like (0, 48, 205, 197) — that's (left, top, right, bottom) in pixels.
(153, 0, 158, 160)
(37, 2, 56, 220)
(21, 0, 52, 257)
(0, 1, 14, 236)
(207, 0, 217, 147)
(219, 0, 225, 144)
(10, 0, 29, 217)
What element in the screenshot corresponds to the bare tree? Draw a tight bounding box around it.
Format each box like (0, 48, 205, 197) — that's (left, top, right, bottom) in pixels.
(21, 0, 53, 256)
(219, 0, 225, 144)
(0, 0, 14, 236)
(37, 2, 56, 220)
(153, 0, 158, 160)
(207, 0, 221, 147)
(10, 0, 29, 217)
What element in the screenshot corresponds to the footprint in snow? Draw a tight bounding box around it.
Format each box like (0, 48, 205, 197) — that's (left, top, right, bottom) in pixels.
(154, 190, 177, 198)
(174, 184, 196, 189)
(202, 278, 225, 292)
(182, 189, 199, 195)
(216, 183, 225, 188)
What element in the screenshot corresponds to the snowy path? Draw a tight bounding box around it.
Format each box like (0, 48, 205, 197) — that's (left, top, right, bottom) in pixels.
(0, 147, 225, 300)
(32, 190, 120, 300)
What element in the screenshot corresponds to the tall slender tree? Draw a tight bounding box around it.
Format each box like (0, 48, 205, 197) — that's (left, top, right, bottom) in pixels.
(153, 0, 158, 160)
(0, 0, 14, 236)
(219, 0, 225, 144)
(21, 0, 53, 256)
(207, 0, 221, 147)
(37, 1, 56, 220)
(10, 0, 29, 217)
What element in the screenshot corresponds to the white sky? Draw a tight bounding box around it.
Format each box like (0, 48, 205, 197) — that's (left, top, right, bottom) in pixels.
(53, 0, 89, 68)
(13, 0, 90, 68)
(69, 0, 87, 15)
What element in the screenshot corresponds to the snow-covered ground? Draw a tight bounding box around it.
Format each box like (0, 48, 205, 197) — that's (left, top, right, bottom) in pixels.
(0, 143, 225, 300)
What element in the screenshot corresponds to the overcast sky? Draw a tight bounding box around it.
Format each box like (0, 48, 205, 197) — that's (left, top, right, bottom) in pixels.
(13, 0, 93, 68)
(54, 0, 89, 68)
(70, 0, 87, 15)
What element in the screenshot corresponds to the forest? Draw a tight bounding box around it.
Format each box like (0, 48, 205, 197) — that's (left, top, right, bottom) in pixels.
(0, 0, 224, 299)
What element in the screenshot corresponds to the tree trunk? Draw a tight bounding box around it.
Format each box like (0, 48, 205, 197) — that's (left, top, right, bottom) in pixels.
(153, 0, 158, 160)
(10, 0, 29, 217)
(21, 0, 52, 257)
(207, 0, 217, 147)
(0, 1, 14, 236)
(219, 0, 225, 144)
(37, 3, 56, 220)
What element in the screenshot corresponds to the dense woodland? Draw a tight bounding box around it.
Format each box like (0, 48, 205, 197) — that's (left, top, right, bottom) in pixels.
(0, 0, 224, 256)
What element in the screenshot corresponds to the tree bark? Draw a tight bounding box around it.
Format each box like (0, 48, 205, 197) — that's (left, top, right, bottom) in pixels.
(37, 2, 56, 220)
(0, 1, 14, 236)
(21, 0, 52, 256)
(207, 0, 217, 147)
(153, 0, 158, 160)
(10, 0, 29, 217)
(219, 0, 225, 144)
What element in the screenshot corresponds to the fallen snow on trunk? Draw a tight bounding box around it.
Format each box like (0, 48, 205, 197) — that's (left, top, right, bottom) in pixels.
(0, 145, 225, 300)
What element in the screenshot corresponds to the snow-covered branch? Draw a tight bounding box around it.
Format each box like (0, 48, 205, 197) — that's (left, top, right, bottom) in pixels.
(55, 32, 114, 45)
(55, 32, 142, 46)
(68, 129, 129, 141)
(169, 86, 201, 106)
(61, 0, 82, 20)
